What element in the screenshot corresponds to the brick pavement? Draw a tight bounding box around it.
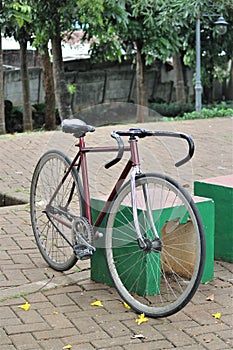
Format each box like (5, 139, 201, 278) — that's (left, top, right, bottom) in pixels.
(0, 117, 232, 349)
(0, 117, 232, 204)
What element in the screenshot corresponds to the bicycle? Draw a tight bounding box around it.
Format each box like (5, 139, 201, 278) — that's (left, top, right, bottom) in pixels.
(30, 118, 206, 318)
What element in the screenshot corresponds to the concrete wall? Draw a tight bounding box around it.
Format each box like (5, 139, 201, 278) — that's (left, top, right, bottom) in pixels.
(4, 68, 44, 105)
(3, 59, 194, 109)
(3, 49, 40, 68)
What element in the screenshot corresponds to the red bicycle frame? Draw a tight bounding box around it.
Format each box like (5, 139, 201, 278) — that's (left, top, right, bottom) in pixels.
(77, 136, 140, 231)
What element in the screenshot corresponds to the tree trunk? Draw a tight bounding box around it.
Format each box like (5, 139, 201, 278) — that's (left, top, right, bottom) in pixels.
(135, 43, 148, 123)
(0, 32, 6, 134)
(52, 22, 72, 121)
(41, 46, 56, 130)
(173, 53, 186, 104)
(19, 38, 32, 131)
(226, 58, 233, 100)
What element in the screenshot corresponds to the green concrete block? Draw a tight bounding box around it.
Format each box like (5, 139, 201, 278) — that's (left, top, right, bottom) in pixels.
(90, 198, 160, 295)
(90, 196, 214, 287)
(90, 198, 113, 287)
(194, 198, 215, 282)
(194, 175, 233, 262)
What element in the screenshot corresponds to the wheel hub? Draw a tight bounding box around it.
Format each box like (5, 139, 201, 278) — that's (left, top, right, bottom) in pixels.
(142, 238, 163, 254)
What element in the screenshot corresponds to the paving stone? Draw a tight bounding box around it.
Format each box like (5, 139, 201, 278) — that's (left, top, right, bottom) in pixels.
(45, 293, 76, 307)
(91, 335, 141, 348)
(195, 333, 231, 349)
(185, 323, 230, 337)
(0, 316, 22, 328)
(0, 327, 12, 345)
(42, 313, 75, 329)
(33, 327, 79, 341)
(5, 322, 50, 335)
(0, 306, 17, 319)
(62, 330, 110, 345)
(36, 338, 65, 350)
(122, 340, 174, 349)
(9, 333, 41, 350)
(161, 329, 196, 347)
(172, 346, 206, 350)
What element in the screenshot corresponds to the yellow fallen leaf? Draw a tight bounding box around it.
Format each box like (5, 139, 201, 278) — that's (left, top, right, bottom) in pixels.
(212, 312, 221, 319)
(18, 301, 31, 311)
(63, 345, 72, 349)
(123, 302, 131, 310)
(52, 311, 58, 315)
(91, 300, 103, 307)
(135, 313, 148, 325)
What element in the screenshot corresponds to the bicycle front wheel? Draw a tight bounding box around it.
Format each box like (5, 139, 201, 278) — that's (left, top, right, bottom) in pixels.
(30, 150, 84, 271)
(105, 173, 205, 318)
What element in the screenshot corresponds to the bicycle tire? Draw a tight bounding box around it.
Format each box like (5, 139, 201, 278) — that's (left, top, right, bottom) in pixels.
(105, 173, 206, 318)
(30, 150, 84, 271)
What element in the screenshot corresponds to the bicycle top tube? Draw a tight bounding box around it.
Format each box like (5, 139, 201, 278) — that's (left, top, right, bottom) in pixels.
(61, 118, 195, 168)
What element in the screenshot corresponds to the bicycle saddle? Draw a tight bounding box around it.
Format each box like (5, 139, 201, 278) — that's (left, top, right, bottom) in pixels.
(62, 119, 95, 138)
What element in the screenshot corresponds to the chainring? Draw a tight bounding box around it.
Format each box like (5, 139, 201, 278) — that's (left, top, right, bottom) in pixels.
(72, 216, 93, 246)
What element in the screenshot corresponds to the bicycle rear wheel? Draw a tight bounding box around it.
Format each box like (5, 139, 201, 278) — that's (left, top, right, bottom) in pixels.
(105, 173, 205, 318)
(30, 150, 84, 271)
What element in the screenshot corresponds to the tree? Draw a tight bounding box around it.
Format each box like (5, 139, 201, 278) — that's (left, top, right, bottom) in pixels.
(30, 0, 108, 121)
(173, 53, 186, 104)
(2, 1, 33, 131)
(31, 0, 56, 130)
(41, 45, 56, 130)
(177, 0, 233, 104)
(0, 1, 33, 133)
(0, 1, 5, 134)
(51, 14, 72, 120)
(87, 0, 188, 122)
(18, 26, 33, 130)
(226, 59, 233, 101)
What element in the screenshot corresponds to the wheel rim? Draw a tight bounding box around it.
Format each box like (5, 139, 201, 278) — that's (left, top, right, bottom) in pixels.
(106, 174, 205, 317)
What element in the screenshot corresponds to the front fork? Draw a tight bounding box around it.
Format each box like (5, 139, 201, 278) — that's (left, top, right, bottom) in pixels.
(130, 167, 162, 252)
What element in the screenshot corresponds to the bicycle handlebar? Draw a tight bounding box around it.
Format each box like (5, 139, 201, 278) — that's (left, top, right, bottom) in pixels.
(105, 128, 195, 169)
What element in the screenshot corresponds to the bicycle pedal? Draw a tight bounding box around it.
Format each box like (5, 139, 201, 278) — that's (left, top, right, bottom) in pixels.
(73, 244, 95, 260)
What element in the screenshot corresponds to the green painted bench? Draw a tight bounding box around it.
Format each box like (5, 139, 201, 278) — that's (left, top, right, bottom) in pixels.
(90, 195, 214, 290)
(194, 174, 233, 262)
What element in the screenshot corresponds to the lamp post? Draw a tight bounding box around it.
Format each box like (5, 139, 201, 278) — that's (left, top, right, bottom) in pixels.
(195, 13, 228, 112)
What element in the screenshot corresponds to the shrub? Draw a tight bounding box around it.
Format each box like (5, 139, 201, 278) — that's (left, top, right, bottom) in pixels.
(162, 106, 233, 121)
(32, 103, 46, 129)
(182, 108, 233, 120)
(149, 102, 194, 118)
(4, 101, 23, 133)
